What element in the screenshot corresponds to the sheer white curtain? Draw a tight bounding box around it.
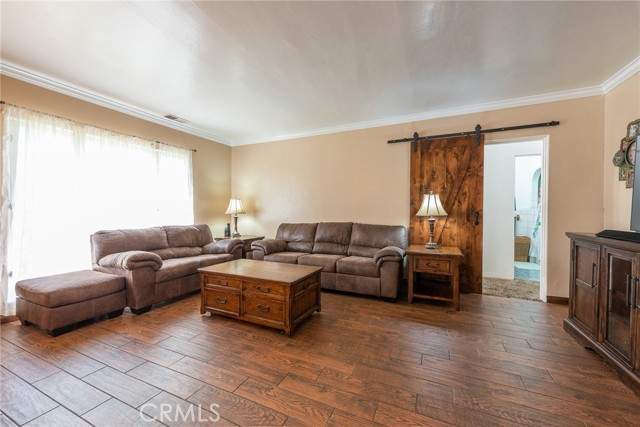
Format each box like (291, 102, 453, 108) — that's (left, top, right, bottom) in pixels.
(1, 105, 193, 315)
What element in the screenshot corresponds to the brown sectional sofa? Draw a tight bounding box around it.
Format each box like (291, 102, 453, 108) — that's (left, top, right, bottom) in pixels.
(251, 222, 407, 300)
(91, 224, 243, 313)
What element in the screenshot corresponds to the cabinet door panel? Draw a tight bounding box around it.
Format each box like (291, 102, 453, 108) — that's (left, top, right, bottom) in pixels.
(603, 249, 634, 363)
(571, 242, 599, 336)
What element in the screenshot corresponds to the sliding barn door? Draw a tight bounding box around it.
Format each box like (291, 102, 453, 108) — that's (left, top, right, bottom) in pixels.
(410, 135, 484, 293)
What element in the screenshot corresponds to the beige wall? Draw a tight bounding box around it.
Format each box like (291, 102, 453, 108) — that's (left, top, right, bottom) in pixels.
(4, 73, 633, 299)
(232, 97, 606, 298)
(0, 76, 232, 234)
(603, 72, 640, 229)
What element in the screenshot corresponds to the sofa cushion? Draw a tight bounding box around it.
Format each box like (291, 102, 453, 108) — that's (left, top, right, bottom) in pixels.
(312, 222, 353, 255)
(264, 252, 308, 264)
(348, 223, 408, 257)
(298, 254, 346, 273)
(275, 223, 317, 253)
(156, 258, 201, 283)
(15, 270, 125, 308)
(164, 224, 213, 247)
(151, 247, 203, 260)
(194, 254, 234, 267)
(336, 256, 380, 278)
(91, 226, 168, 264)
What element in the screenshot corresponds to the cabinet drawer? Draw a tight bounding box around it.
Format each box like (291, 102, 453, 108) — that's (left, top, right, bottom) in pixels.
(243, 294, 284, 323)
(294, 275, 319, 294)
(203, 288, 240, 315)
(415, 257, 451, 274)
(244, 281, 285, 298)
(203, 274, 241, 289)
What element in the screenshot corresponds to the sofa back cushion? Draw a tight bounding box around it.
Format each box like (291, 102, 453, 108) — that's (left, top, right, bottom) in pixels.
(164, 224, 213, 248)
(347, 223, 408, 258)
(275, 223, 318, 253)
(312, 222, 353, 255)
(91, 226, 169, 264)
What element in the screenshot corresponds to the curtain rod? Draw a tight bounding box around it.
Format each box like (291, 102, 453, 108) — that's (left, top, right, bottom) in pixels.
(0, 100, 197, 153)
(387, 121, 560, 146)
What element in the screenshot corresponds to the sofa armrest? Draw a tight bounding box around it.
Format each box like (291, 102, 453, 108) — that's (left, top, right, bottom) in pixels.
(373, 246, 405, 266)
(251, 239, 287, 255)
(203, 239, 243, 255)
(98, 251, 163, 271)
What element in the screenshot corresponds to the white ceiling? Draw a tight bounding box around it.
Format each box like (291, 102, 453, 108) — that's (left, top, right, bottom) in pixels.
(1, 1, 639, 146)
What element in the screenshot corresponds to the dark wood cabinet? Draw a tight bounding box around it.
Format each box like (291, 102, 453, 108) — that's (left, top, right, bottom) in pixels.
(565, 233, 640, 393)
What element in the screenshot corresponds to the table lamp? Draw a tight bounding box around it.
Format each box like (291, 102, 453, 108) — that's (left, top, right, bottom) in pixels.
(416, 191, 448, 249)
(225, 197, 246, 237)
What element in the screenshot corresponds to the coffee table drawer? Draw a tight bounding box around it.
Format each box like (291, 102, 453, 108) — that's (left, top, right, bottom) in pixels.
(203, 274, 241, 289)
(244, 281, 285, 299)
(243, 294, 284, 324)
(203, 288, 240, 316)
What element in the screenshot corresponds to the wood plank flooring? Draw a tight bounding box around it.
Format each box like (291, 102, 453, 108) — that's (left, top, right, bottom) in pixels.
(1, 291, 639, 426)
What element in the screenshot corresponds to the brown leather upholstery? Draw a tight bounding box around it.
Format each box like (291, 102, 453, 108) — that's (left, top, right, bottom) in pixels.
(91, 224, 242, 311)
(298, 254, 346, 273)
(275, 223, 317, 253)
(252, 222, 407, 299)
(312, 222, 352, 255)
(15, 270, 127, 335)
(16, 270, 124, 308)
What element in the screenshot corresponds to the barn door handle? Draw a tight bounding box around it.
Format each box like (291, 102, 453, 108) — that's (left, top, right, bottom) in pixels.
(474, 211, 480, 225)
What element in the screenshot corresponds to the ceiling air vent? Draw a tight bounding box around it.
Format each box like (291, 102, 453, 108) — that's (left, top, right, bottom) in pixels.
(164, 114, 190, 124)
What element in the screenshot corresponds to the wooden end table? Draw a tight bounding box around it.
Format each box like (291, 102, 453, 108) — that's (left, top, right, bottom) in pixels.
(407, 244, 463, 310)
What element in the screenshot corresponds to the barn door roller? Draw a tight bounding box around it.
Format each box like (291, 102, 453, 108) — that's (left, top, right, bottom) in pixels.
(388, 121, 560, 146)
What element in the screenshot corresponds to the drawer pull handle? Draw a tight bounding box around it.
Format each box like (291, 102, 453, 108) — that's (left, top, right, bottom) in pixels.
(257, 304, 270, 312)
(427, 262, 440, 268)
(215, 297, 228, 304)
(216, 279, 228, 286)
(302, 282, 313, 290)
(256, 286, 270, 293)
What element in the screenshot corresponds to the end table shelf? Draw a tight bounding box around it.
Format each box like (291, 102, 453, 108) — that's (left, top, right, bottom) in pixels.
(407, 244, 463, 310)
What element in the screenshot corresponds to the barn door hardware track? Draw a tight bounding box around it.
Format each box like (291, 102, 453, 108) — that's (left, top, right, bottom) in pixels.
(387, 121, 560, 146)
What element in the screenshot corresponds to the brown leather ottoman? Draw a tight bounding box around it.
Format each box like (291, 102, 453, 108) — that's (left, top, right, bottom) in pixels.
(15, 270, 126, 336)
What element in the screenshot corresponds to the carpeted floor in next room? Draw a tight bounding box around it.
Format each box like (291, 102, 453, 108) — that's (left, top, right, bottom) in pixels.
(482, 277, 540, 301)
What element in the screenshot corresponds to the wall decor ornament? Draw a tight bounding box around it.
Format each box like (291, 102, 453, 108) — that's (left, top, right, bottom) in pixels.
(615, 118, 640, 188)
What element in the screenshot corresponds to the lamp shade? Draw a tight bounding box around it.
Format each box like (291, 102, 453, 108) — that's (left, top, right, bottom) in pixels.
(416, 192, 447, 217)
(225, 198, 246, 215)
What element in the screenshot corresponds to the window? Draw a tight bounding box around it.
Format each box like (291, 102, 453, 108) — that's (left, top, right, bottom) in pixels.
(1, 105, 194, 315)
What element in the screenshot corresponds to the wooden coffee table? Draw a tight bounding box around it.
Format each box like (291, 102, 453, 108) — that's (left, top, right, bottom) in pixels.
(198, 259, 322, 336)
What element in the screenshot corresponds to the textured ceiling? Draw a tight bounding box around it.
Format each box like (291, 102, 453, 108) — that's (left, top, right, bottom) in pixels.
(1, 1, 639, 146)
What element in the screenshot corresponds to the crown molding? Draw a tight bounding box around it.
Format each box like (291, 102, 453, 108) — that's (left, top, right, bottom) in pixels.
(0, 62, 233, 146)
(3, 58, 638, 148)
(237, 84, 604, 146)
(602, 56, 640, 94)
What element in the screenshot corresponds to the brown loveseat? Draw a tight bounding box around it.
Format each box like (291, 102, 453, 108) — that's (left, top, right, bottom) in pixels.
(91, 224, 242, 314)
(251, 223, 407, 300)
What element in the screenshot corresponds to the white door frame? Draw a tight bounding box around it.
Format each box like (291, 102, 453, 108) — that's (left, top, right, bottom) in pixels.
(485, 135, 549, 302)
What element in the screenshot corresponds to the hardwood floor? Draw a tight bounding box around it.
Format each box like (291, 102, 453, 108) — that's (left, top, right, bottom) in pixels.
(1, 291, 639, 426)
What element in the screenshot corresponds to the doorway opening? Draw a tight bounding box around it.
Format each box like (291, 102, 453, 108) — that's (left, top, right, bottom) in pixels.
(482, 137, 548, 301)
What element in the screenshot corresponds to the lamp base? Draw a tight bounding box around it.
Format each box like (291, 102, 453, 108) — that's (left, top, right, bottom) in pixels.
(231, 232, 241, 238)
(425, 242, 438, 249)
